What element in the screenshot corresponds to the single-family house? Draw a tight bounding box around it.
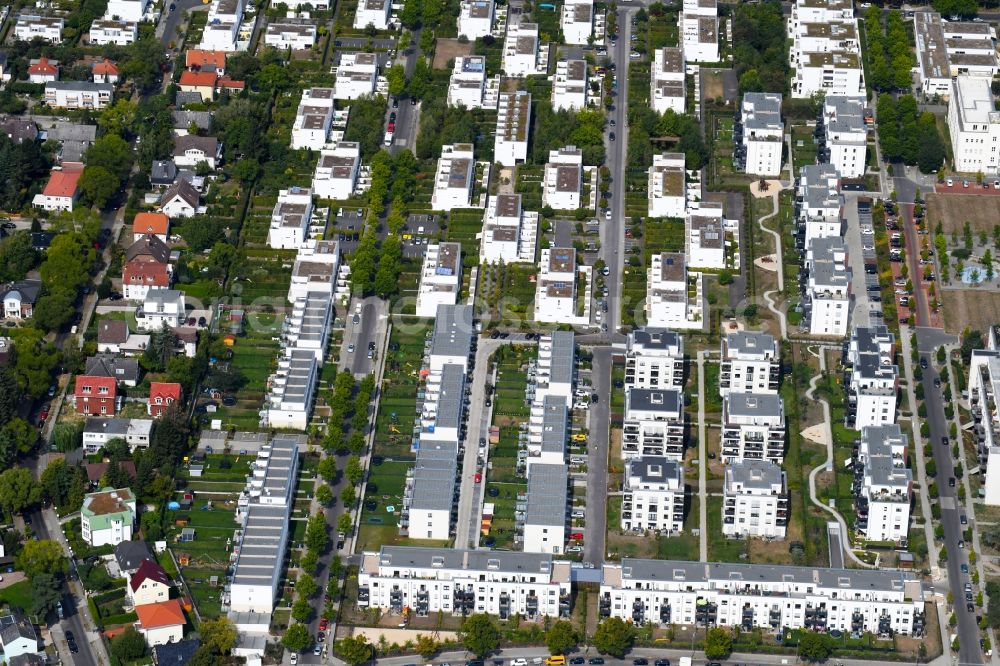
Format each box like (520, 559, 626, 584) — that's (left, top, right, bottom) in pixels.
(97, 320, 130, 353)
(134, 599, 185, 646)
(178, 71, 217, 102)
(172, 135, 220, 170)
(0, 611, 39, 662)
(149, 382, 182, 417)
(133, 212, 170, 243)
(0, 280, 42, 319)
(74, 375, 118, 416)
(160, 180, 200, 218)
(137, 289, 186, 332)
(85, 354, 141, 387)
(114, 540, 154, 576)
(81, 487, 136, 546)
(185, 49, 226, 75)
(33, 165, 83, 212)
(27, 57, 59, 83)
(92, 59, 120, 84)
(128, 559, 171, 606)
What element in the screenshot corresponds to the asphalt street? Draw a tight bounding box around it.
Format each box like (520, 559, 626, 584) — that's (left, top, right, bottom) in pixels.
(340, 298, 387, 376)
(158, 0, 205, 47)
(388, 31, 422, 155)
(585, 347, 612, 564)
(920, 349, 983, 666)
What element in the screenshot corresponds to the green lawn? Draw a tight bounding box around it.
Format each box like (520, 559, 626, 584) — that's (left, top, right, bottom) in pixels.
(0, 581, 33, 612)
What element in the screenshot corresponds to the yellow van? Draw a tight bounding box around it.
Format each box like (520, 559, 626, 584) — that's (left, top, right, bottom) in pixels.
(545, 657, 566, 666)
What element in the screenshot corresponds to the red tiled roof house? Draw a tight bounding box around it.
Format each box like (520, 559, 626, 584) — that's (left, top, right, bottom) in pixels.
(148, 382, 182, 417)
(75, 375, 117, 416)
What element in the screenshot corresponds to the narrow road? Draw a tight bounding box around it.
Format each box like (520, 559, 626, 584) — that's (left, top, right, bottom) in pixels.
(585, 346, 613, 564)
(697, 350, 707, 562)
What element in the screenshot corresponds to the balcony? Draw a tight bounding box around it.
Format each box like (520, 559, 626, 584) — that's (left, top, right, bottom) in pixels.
(659, 604, 671, 624)
(526, 594, 539, 617)
(358, 587, 370, 605)
(599, 594, 612, 618)
(632, 600, 645, 624)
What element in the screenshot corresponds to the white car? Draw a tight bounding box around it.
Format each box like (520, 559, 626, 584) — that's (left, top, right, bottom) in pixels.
(605, 209, 612, 221)
(347, 344, 355, 353)
(512, 659, 529, 666)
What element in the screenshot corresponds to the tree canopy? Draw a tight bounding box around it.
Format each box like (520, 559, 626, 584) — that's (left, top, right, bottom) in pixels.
(703, 627, 733, 660)
(593, 618, 635, 657)
(461, 613, 501, 657)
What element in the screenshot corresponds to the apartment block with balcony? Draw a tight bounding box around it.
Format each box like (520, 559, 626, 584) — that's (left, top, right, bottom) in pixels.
(14, 14, 63, 41)
(534, 331, 575, 404)
(648, 153, 686, 219)
(291, 87, 336, 151)
(428, 304, 475, 372)
(599, 558, 925, 637)
(645, 252, 705, 331)
(431, 144, 476, 211)
(622, 388, 684, 460)
(721, 393, 786, 464)
(503, 23, 545, 76)
(914, 12, 999, 98)
(804, 235, 851, 337)
(354, 0, 391, 29)
(737, 92, 783, 177)
(722, 459, 788, 539)
(686, 209, 726, 270)
(621, 457, 685, 534)
(44, 81, 113, 109)
(969, 336, 1000, 505)
(333, 52, 378, 100)
(267, 186, 313, 249)
(527, 394, 569, 467)
(551, 59, 588, 111)
(523, 463, 569, 554)
(480, 193, 538, 264)
(561, 0, 593, 44)
(287, 239, 341, 302)
(719, 330, 780, 397)
(496, 91, 532, 166)
(458, 0, 494, 39)
(651, 47, 685, 114)
(822, 95, 867, 179)
(797, 163, 843, 247)
(448, 56, 498, 110)
(312, 142, 360, 200)
(535, 248, 590, 325)
(853, 424, 911, 545)
(416, 243, 462, 318)
(265, 348, 319, 430)
(788, 0, 864, 98)
(543, 146, 583, 211)
(680, 0, 718, 62)
(625, 328, 684, 390)
(281, 292, 333, 362)
(358, 547, 572, 619)
(845, 325, 898, 429)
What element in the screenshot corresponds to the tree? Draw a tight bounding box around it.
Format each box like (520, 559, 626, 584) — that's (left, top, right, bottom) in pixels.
(336, 635, 373, 665)
(338, 513, 353, 534)
(346, 455, 364, 485)
(305, 511, 329, 552)
(84, 134, 133, 181)
(341, 485, 357, 507)
(291, 598, 312, 622)
(316, 484, 334, 505)
(386, 64, 407, 97)
(112, 627, 147, 661)
(283, 623, 312, 653)
(79, 165, 120, 208)
(318, 456, 337, 482)
(797, 632, 832, 662)
(0, 468, 41, 516)
(16, 540, 67, 577)
(233, 157, 261, 184)
(199, 617, 238, 655)
(545, 620, 578, 656)
(416, 634, 440, 659)
(461, 614, 501, 657)
(30, 572, 62, 617)
(593, 618, 635, 657)
(297, 573, 318, 599)
(0, 232, 37, 283)
(33, 287, 77, 332)
(704, 627, 733, 660)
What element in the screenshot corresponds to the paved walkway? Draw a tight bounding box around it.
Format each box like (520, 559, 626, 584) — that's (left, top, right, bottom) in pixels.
(753, 182, 788, 340)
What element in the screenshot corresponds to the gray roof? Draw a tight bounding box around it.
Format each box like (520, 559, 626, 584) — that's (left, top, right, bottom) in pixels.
(726, 459, 786, 491)
(85, 354, 141, 384)
(175, 90, 204, 108)
(547, 331, 575, 387)
(114, 539, 154, 572)
(44, 121, 96, 143)
(409, 457, 457, 511)
(631, 328, 683, 353)
(825, 95, 866, 135)
(539, 395, 568, 455)
(288, 292, 332, 347)
(0, 117, 37, 144)
(151, 159, 177, 184)
(144, 288, 184, 306)
(800, 163, 842, 209)
(8, 655, 45, 666)
(626, 456, 683, 485)
(0, 280, 41, 305)
(742, 92, 782, 132)
(97, 319, 129, 345)
(724, 392, 783, 419)
(377, 546, 556, 576)
(525, 463, 568, 527)
(126, 235, 170, 264)
(627, 387, 682, 413)
(0, 610, 37, 647)
(173, 134, 219, 159)
(724, 330, 778, 359)
(259, 434, 300, 501)
(866, 455, 912, 489)
(433, 364, 466, 433)
(430, 304, 474, 360)
(162, 179, 200, 208)
(84, 416, 131, 437)
(613, 558, 917, 592)
(47, 80, 113, 93)
(232, 504, 288, 586)
(172, 110, 212, 131)
(272, 349, 317, 405)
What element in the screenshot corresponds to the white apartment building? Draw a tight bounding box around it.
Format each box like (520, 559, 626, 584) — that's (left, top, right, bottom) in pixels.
(527, 395, 569, 467)
(686, 210, 726, 270)
(719, 331, 780, 397)
(722, 460, 789, 539)
(89, 19, 138, 45)
(523, 463, 568, 554)
(533, 331, 575, 405)
(480, 193, 538, 264)
(288, 239, 341, 302)
(823, 96, 867, 179)
(599, 559, 926, 636)
(44, 81, 113, 110)
(81, 488, 136, 547)
(448, 56, 490, 110)
(722, 393, 786, 464)
(267, 186, 314, 249)
(14, 14, 63, 42)
(625, 328, 684, 390)
(648, 152, 686, 219)
(794, 51, 865, 98)
(282, 292, 333, 362)
(200, 0, 244, 51)
(105, 0, 149, 22)
(428, 304, 474, 372)
(621, 457, 685, 534)
(358, 547, 572, 619)
(264, 21, 317, 50)
(948, 75, 1000, 175)
(561, 0, 593, 45)
(847, 325, 898, 429)
(266, 348, 319, 430)
(914, 12, 999, 98)
(680, 0, 718, 62)
(969, 336, 1000, 505)
(416, 243, 462, 318)
(228, 434, 302, 616)
(651, 47, 685, 114)
(798, 163, 843, 246)
(313, 142, 361, 199)
(792, 20, 859, 58)
(788, 0, 864, 98)
(291, 88, 335, 151)
(354, 0, 391, 30)
(535, 247, 589, 324)
(137, 289, 185, 331)
(543, 146, 583, 211)
(503, 23, 544, 76)
(805, 235, 850, 337)
(432, 144, 476, 211)
(458, 0, 494, 39)
(496, 91, 532, 166)
(739, 93, 783, 177)
(854, 424, 912, 545)
(552, 60, 588, 111)
(622, 388, 684, 460)
(334, 52, 379, 100)
(645, 252, 705, 331)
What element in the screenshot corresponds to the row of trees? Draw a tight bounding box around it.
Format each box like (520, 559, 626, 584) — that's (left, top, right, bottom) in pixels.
(876, 94, 945, 173)
(628, 107, 709, 173)
(732, 0, 790, 95)
(863, 8, 914, 93)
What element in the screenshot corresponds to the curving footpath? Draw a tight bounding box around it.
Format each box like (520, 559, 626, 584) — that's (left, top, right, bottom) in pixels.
(804, 350, 875, 569)
(757, 189, 788, 340)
